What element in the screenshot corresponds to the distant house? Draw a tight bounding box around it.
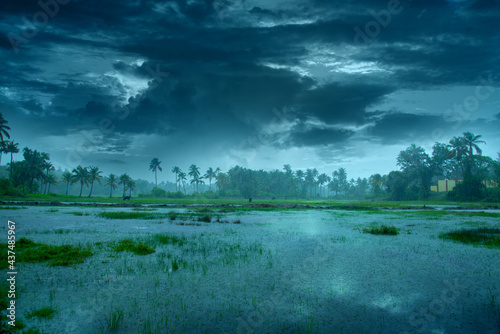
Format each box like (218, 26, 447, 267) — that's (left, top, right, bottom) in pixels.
(431, 179, 498, 192)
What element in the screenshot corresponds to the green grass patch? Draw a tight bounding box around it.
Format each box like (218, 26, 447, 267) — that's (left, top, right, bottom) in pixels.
(26, 307, 55, 319)
(362, 225, 399, 235)
(197, 214, 212, 223)
(97, 211, 167, 220)
(439, 228, 500, 249)
(14, 238, 92, 266)
(153, 234, 187, 246)
(0, 206, 23, 210)
(113, 239, 155, 255)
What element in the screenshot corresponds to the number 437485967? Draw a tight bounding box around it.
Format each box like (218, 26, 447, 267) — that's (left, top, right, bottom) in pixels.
(7, 220, 16, 270)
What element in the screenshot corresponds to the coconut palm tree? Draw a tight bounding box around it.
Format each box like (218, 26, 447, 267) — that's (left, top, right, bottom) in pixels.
(317, 173, 329, 197)
(42, 159, 55, 194)
(45, 174, 58, 194)
(0, 141, 6, 165)
(127, 179, 136, 197)
(0, 113, 11, 142)
(119, 173, 131, 196)
(188, 164, 202, 192)
(87, 166, 103, 197)
(105, 174, 118, 198)
(61, 171, 73, 195)
(71, 166, 90, 197)
(462, 131, 486, 156)
(204, 167, 217, 190)
(171, 166, 181, 191)
(149, 158, 162, 187)
(5, 141, 19, 176)
(178, 171, 187, 194)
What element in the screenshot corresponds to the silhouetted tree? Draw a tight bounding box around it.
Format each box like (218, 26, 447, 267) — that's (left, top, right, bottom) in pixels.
(61, 171, 73, 195)
(149, 158, 162, 187)
(105, 174, 118, 198)
(87, 166, 103, 197)
(0, 113, 11, 141)
(71, 166, 89, 197)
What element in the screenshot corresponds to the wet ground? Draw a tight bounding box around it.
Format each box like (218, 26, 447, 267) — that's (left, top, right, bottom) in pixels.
(1, 205, 499, 333)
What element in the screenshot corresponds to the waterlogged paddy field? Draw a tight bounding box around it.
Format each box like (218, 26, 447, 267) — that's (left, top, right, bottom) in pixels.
(1, 205, 500, 334)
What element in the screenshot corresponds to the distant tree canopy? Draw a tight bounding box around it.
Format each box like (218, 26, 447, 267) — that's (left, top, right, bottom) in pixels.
(0, 112, 498, 201)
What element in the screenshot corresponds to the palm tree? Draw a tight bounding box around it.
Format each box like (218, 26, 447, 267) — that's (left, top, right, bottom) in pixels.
(87, 166, 103, 197)
(0, 113, 11, 142)
(61, 171, 73, 195)
(71, 166, 90, 197)
(447, 136, 468, 162)
(462, 131, 486, 156)
(42, 159, 55, 194)
(188, 164, 202, 192)
(127, 179, 136, 197)
(171, 166, 181, 191)
(45, 174, 58, 194)
(105, 174, 118, 198)
(204, 167, 217, 190)
(317, 173, 328, 197)
(5, 141, 19, 176)
(149, 158, 162, 187)
(178, 171, 187, 194)
(0, 141, 6, 165)
(119, 173, 131, 196)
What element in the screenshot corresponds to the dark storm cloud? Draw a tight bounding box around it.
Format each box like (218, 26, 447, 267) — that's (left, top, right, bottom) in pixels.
(289, 123, 354, 147)
(1, 0, 499, 173)
(367, 113, 448, 144)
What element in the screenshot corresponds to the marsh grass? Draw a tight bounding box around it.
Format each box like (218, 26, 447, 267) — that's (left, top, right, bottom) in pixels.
(439, 227, 500, 249)
(64, 211, 90, 216)
(45, 209, 59, 213)
(197, 214, 212, 223)
(102, 308, 124, 332)
(97, 211, 167, 220)
(153, 234, 187, 246)
(0, 206, 24, 210)
(17, 238, 93, 266)
(26, 307, 55, 319)
(3, 237, 92, 266)
(362, 225, 399, 235)
(113, 239, 155, 255)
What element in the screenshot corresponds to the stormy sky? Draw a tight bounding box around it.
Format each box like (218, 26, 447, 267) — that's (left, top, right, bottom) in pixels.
(1, 0, 500, 182)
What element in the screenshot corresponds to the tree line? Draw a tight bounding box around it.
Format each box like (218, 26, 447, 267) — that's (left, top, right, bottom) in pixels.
(1, 112, 499, 201)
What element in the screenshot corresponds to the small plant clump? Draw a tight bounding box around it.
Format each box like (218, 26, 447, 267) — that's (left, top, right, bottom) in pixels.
(362, 225, 399, 235)
(113, 239, 155, 255)
(439, 227, 500, 249)
(197, 215, 212, 223)
(153, 234, 187, 246)
(12, 238, 92, 266)
(26, 307, 56, 319)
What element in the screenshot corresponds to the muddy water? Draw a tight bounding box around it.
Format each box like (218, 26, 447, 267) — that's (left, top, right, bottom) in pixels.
(1, 205, 499, 333)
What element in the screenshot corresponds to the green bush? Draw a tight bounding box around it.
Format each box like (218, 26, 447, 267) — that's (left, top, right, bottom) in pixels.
(151, 187, 167, 198)
(0, 178, 18, 196)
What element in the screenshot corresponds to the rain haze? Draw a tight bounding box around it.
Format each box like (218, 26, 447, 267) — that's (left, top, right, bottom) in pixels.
(1, 0, 500, 181)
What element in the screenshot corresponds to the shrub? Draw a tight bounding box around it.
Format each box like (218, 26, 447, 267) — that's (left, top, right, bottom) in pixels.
(0, 178, 18, 196)
(151, 187, 167, 198)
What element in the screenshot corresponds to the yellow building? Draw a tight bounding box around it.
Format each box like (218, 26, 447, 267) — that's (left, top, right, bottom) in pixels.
(431, 179, 498, 192)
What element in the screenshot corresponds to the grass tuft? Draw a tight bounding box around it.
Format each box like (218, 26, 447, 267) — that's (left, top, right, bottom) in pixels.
(26, 307, 55, 319)
(362, 224, 399, 235)
(113, 239, 155, 255)
(439, 227, 500, 249)
(153, 234, 187, 246)
(197, 215, 212, 223)
(97, 211, 165, 220)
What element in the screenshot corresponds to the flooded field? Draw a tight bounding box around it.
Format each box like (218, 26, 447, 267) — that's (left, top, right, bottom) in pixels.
(1, 205, 499, 333)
